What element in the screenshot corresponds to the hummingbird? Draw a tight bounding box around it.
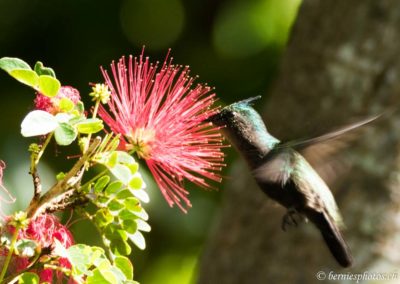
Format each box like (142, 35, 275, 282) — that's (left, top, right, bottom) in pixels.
(206, 96, 378, 267)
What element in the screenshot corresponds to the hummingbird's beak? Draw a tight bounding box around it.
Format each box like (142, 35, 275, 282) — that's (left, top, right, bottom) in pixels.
(237, 95, 262, 106)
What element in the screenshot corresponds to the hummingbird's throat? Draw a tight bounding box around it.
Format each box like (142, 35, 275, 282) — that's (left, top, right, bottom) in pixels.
(126, 128, 156, 159)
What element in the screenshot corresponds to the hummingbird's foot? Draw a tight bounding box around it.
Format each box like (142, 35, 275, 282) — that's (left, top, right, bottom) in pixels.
(281, 208, 304, 231)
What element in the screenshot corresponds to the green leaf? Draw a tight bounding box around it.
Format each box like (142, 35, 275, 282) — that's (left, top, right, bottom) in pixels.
(105, 181, 123, 196)
(75, 101, 85, 114)
(109, 199, 124, 211)
(115, 151, 136, 165)
(122, 219, 137, 234)
(39, 75, 61, 97)
(68, 244, 92, 274)
(106, 152, 118, 168)
(116, 190, 134, 200)
(127, 163, 139, 174)
(129, 231, 146, 250)
(104, 223, 118, 240)
(19, 272, 39, 284)
(69, 116, 85, 125)
(86, 268, 114, 284)
(136, 219, 151, 232)
(91, 248, 109, 267)
(128, 176, 143, 190)
(104, 224, 127, 243)
(97, 196, 109, 204)
(116, 229, 129, 241)
(94, 175, 110, 194)
(124, 197, 140, 211)
(110, 239, 131, 256)
(118, 209, 137, 221)
(34, 61, 56, 77)
(10, 69, 39, 87)
(21, 110, 58, 137)
(55, 112, 73, 123)
(76, 118, 104, 134)
(110, 164, 132, 184)
(67, 244, 111, 278)
(95, 208, 114, 228)
(0, 57, 31, 73)
(131, 189, 149, 203)
(115, 256, 134, 280)
(54, 122, 77, 145)
(59, 97, 74, 112)
(133, 208, 149, 221)
(109, 266, 128, 282)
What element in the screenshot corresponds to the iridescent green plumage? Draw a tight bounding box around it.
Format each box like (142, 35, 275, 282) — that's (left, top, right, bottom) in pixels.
(207, 96, 377, 267)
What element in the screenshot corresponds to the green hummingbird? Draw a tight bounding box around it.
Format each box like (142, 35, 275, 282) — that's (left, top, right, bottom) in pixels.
(207, 96, 378, 267)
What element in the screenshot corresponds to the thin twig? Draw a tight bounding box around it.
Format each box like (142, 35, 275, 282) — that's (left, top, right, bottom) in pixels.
(27, 170, 42, 212)
(0, 224, 20, 282)
(27, 137, 102, 219)
(27, 133, 53, 213)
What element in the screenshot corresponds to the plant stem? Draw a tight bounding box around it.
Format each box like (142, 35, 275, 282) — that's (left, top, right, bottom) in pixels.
(80, 168, 108, 191)
(30, 133, 53, 173)
(0, 224, 21, 282)
(27, 137, 102, 218)
(28, 132, 53, 207)
(83, 99, 101, 153)
(43, 264, 71, 274)
(36, 133, 53, 165)
(92, 99, 100, 119)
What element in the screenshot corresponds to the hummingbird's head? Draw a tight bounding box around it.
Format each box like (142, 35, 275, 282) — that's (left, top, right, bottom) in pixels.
(206, 96, 263, 127)
(206, 96, 278, 165)
(206, 96, 279, 165)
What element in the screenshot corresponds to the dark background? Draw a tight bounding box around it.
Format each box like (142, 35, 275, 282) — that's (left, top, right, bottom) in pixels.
(0, 0, 300, 282)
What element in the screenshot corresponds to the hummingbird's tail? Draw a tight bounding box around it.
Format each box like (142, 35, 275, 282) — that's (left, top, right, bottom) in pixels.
(305, 209, 353, 267)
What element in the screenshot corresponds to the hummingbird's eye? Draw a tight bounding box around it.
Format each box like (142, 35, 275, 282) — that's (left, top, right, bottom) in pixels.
(226, 111, 236, 120)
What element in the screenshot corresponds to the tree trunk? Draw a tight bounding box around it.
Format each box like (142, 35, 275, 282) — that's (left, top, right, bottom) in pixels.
(198, 1, 400, 283)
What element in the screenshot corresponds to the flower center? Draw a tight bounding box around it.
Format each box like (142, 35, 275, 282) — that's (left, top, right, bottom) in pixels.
(128, 128, 156, 159)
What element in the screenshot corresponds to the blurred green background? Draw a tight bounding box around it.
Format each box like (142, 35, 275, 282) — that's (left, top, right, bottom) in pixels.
(0, 0, 300, 282)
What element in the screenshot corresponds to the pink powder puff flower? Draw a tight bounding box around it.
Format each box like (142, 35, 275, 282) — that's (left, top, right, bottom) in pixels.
(34, 86, 81, 115)
(13, 214, 74, 283)
(20, 214, 74, 249)
(99, 51, 225, 212)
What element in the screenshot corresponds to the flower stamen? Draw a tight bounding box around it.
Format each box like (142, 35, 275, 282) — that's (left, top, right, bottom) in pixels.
(128, 128, 156, 159)
(99, 51, 226, 211)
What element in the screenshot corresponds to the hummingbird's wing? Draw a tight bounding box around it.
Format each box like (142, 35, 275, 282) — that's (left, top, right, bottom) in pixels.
(284, 115, 380, 150)
(277, 115, 380, 184)
(252, 150, 292, 186)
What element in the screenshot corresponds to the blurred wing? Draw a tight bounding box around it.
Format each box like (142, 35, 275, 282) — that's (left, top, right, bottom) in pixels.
(277, 115, 380, 183)
(287, 114, 380, 150)
(253, 150, 293, 186)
